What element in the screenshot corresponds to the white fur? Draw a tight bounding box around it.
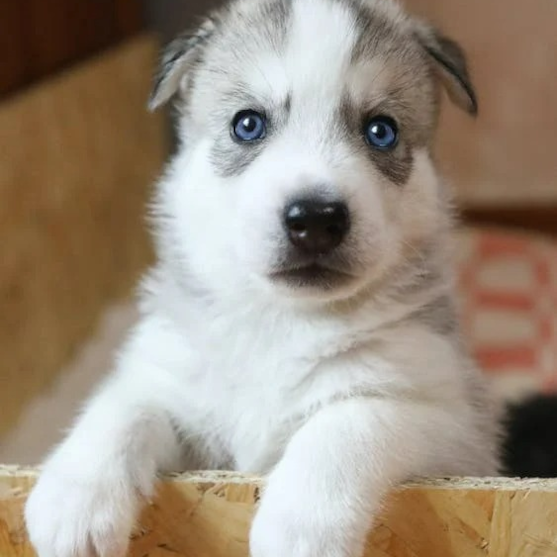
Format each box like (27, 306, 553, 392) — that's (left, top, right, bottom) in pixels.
(25, 1, 499, 556)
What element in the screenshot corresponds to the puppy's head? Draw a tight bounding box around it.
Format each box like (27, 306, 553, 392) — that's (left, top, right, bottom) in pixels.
(151, 0, 476, 303)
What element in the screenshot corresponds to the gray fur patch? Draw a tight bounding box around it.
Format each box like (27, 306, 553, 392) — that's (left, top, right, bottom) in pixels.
(370, 144, 414, 186)
(210, 136, 268, 178)
(408, 295, 458, 337)
(210, 92, 292, 177)
(151, 0, 293, 111)
(255, 0, 293, 51)
(349, 1, 401, 64)
(384, 240, 445, 301)
(334, 1, 441, 185)
(210, 0, 292, 60)
(339, 95, 415, 186)
(193, 0, 294, 177)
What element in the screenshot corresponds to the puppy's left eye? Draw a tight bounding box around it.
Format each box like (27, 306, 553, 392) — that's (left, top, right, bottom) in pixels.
(365, 116, 398, 150)
(232, 110, 266, 142)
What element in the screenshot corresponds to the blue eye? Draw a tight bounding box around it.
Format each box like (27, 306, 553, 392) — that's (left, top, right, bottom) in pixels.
(232, 110, 266, 142)
(365, 116, 398, 150)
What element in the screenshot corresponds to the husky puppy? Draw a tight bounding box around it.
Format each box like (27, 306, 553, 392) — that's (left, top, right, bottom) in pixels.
(25, 0, 500, 555)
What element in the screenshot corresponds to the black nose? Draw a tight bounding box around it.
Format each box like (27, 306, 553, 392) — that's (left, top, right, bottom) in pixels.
(284, 199, 350, 254)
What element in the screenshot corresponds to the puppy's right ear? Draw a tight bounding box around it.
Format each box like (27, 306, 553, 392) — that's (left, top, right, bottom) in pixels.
(148, 16, 218, 111)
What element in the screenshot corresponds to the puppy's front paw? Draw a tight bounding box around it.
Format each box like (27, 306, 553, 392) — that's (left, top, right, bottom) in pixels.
(25, 467, 138, 557)
(250, 491, 365, 557)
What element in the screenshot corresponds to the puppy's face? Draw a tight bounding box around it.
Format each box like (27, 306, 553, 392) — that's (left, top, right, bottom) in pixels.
(152, 0, 477, 302)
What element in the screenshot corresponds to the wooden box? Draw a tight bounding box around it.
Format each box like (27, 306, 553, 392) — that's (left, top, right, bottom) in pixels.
(1, 468, 557, 556)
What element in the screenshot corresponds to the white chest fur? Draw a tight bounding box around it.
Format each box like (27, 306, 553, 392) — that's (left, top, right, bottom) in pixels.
(135, 280, 468, 473)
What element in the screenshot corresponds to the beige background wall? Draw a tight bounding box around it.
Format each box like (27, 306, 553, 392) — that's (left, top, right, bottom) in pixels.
(404, 0, 557, 207)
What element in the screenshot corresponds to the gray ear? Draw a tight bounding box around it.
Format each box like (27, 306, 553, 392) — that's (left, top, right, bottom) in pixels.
(148, 16, 218, 111)
(416, 26, 478, 116)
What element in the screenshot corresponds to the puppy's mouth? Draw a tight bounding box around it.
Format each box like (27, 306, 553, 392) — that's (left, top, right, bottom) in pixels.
(270, 263, 354, 289)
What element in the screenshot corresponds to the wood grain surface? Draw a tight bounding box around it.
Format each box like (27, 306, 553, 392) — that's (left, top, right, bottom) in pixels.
(0, 34, 167, 438)
(1, 468, 557, 557)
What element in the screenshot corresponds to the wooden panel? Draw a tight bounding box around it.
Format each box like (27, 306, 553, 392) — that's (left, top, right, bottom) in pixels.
(0, 35, 167, 438)
(0, 0, 143, 98)
(1, 469, 557, 556)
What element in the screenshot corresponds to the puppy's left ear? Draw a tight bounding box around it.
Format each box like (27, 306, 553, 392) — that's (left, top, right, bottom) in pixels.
(148, 15, 218, 111)
(415, 25, 478, 116)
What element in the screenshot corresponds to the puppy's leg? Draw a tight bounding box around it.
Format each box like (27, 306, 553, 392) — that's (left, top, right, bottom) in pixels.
(250, 397, 477, 557)
(25, 318, 189, 557)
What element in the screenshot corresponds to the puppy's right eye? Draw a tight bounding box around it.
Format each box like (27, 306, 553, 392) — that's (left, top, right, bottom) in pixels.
(232, 110, 266, 142)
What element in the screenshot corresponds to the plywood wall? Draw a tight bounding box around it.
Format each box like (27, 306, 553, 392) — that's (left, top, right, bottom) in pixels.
(0, 35, 167, 438)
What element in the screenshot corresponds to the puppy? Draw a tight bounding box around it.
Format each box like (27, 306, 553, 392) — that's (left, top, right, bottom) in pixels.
(25, 0, 501, 556)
